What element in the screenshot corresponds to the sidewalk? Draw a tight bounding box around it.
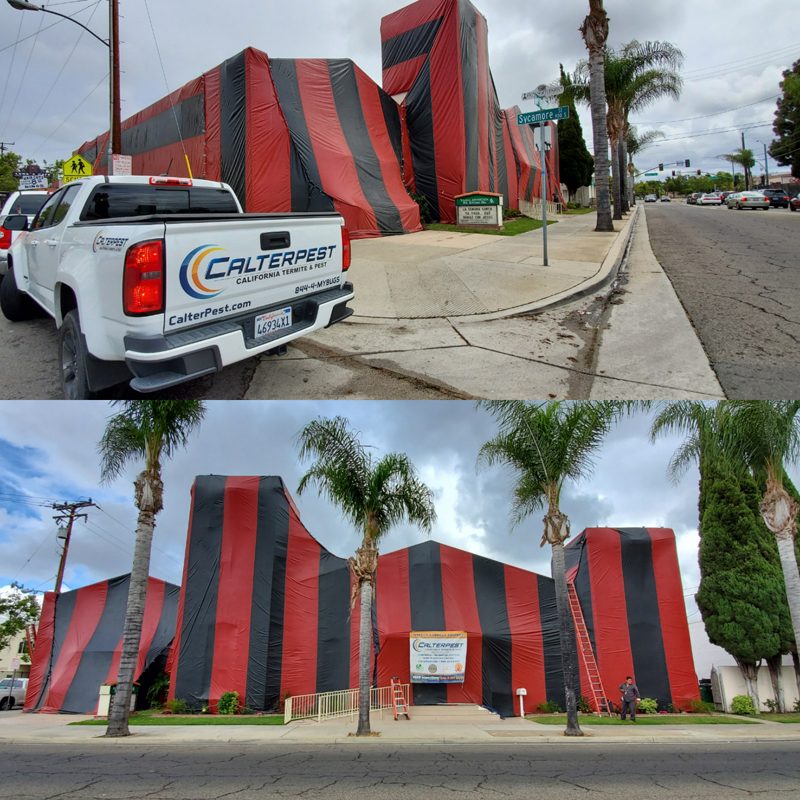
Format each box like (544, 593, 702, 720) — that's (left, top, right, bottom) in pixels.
(2, 708, 797, 746)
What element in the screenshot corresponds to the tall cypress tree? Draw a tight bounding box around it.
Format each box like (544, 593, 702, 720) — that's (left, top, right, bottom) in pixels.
(557, 65, 594, 203)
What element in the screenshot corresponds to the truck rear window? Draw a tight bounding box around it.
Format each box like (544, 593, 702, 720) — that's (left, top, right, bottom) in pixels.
(80, 185, 239, 220)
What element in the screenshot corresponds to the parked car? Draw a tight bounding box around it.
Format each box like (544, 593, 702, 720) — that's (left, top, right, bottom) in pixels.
(697, 192, 724, 206)
(687, 192, 703, 205)
(660, 196, 671, 202)
(732, 191, 770, 210)
(761, 188, 790, 208)
(790, 195, 800, 212)
(0, 677, 28, 709)
(644, 194, 657, 203)
(720, 191, 735, 201)
(725, 192, 742, 208)
(0, 190, 50, 277)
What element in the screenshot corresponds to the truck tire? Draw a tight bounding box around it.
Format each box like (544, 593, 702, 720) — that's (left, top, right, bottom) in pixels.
(59, 310, 96, 400)
(0, 268, 39, 321)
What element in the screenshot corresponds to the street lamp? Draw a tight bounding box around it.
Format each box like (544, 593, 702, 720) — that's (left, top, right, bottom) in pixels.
(7, 0, 120, 174)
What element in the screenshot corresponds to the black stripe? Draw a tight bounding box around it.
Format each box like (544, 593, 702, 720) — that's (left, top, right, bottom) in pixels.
(329, 60, 404, 235)
(121, 94, 205, 157)
(145, 582, 181, 667)
(404, 61, 440, 220)
(173, 475, 227, 709)
(245, 477, 287, 710)
(618, 528, 672, 707)
(537, 575, 564, 705)
(520, 125, 537, 201)
(460, 1, 479, 192)
(262, 482, 290, 711)
(408, 541, 446, 704)
(219, 51, 247, 209)
(381, 18, 442, 71)
(32, 588, 78, 711)
(566, 534, 597, 659)
(316, 550, 351, 693)
(472, 555, 513, 716)
(269, 60, 336, 214)
(61, 575, 130, 714)
(496, 106, 509, 205)
(380, 88, 404, 168)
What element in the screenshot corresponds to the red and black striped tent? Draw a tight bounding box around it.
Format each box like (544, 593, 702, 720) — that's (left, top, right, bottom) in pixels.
(565, 528, 699, 711)
(77, 48, 421, 239)
(24, 575, 180, 714)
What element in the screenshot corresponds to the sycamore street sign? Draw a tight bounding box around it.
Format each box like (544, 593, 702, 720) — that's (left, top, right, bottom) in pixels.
(517, 106, 569, 125)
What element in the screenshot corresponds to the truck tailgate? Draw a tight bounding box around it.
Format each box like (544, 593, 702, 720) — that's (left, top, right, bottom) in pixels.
(163, 215, 345, 333)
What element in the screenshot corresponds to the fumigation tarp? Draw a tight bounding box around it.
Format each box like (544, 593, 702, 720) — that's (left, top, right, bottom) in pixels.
(564, 528, 699, 711)
(24, 575, 179, 714)
(77, 48, 420, 238)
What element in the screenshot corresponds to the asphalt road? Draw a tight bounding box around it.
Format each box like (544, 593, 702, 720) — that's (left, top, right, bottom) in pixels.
(643, 201, 800, 398)
(3, 741, 799, 799)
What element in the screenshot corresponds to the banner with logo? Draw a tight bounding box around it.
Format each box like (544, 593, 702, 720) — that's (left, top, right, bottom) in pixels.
(409, 631, 467, 683)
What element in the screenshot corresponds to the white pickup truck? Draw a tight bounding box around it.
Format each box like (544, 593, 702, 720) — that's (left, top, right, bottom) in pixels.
(1, 175, 354, 398)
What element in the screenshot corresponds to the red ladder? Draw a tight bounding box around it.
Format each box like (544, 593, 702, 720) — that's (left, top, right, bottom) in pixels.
(391, 677, 410, 720)
(567, 582, 613, 716)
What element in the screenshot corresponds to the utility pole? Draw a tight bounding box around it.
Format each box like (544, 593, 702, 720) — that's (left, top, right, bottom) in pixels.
(741, 131, 749, 190)
(0, 141, 14, 155)
(763, 142, 769, 187)
(52, 500, 96, 593)
(109, 0, 121, 172)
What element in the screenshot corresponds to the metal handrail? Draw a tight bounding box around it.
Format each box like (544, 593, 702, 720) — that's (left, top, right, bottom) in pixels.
(284, 683, 411, 724)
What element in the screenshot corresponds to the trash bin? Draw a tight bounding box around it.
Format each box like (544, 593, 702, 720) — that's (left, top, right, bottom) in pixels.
(97, 683, 138, 717)
(698, 679, 713, 704)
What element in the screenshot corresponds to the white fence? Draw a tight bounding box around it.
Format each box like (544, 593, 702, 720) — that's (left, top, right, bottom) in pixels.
(284, 683, 410, 724)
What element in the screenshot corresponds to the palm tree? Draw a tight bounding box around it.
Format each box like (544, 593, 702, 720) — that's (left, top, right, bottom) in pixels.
(627, 126, 665, 202)
(99, 400, 205, 737)
(296, 416, 436, 736)
(724, 148, 755, 190)
(580, 0, 613, 232)
(477, 401, 625, 736)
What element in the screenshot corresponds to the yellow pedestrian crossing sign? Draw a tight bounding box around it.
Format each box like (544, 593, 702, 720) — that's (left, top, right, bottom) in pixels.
(62, 154, 93, 183)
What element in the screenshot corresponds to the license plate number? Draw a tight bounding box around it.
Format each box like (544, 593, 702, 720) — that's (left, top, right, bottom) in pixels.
(255, 307, 292, 338)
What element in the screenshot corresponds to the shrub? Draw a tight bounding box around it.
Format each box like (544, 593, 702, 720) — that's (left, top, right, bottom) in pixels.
(794, 698, 800, 713)
(146, 672, 170, 709)
(638, 697, 658, 715)
(163, 698, 188, 714)
(689, 699, 716, 714)
(218, 691, 240, 716)
(577, 696, 592, 714)
(410, 192, 433, 224)
(731, 695, 756, 715)
(763, 698, 779, 713)
(536, 700, 563, 714)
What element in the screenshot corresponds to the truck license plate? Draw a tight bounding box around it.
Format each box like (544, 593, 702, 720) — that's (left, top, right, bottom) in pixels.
(255, 307, 292, 338)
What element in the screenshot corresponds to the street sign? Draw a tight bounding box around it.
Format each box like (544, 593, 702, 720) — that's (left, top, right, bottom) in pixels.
(11, 658, 20, 670)
(62, 154, 93, 183)
(517, 106, 569, 125)
(112, 154, 132, 176)
(19, 174, 48, 189)
(644, 172, 659, 176)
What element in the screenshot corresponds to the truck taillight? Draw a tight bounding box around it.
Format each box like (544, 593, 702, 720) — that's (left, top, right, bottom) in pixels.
(124, 240, 164, 315)
(341, 226, 351, 271)
(0, 227, 11, 249)
(149, 176, 192, 187)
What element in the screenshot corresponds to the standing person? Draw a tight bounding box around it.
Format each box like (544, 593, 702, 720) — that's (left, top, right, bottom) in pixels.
(619, 676, 640, 722)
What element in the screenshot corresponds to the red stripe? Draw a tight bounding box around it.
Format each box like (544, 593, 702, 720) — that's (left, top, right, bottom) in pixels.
(23, 592, 56, 711)
(245, 49, 293, 212)
(504, 566, 547, 715)
(208, 477, 260, 707)
(203, 66, 222, 182)
(167, 481, 198, 701)
(295, 60, 379, 237)
(505, 113, 533, 203)
(279, 505, 321, 698)
(44, 582, 109, 712)
(375, 548, 412, 690)
(383, 57, 428, 98)
(476, 11, 489, 189)
(400, 106, 416, 192)
(648, 529, 699, 710)
(353, 66, 422, 234)
(439, 545, 482, 705)
(587, 529, 635, 695)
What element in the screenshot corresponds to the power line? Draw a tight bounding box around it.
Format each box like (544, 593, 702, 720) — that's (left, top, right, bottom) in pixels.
(633, 95, 779, 126)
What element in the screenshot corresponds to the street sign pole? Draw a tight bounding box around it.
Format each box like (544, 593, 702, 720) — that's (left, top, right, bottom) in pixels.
(540, 123, 548, 266)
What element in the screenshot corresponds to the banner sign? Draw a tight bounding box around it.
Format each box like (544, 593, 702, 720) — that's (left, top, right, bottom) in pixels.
(409, 631, 467, 683)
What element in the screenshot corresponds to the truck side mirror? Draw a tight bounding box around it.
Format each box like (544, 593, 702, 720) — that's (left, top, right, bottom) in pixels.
(3, 214, 29, 231)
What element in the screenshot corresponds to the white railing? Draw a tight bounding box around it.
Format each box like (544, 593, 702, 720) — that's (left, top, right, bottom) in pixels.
(284, 683, 410, 724)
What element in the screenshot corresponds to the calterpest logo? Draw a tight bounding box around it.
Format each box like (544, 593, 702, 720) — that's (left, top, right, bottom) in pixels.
(179, 245, 226, 300)
(92, 231, 129, 253)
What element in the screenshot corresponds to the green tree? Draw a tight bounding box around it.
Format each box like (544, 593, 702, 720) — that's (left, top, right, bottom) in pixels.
(0, 583, 39, 658)
(296, 416, 436, 736)
(557, 65, 594, 202)
(724, 148, 756, 191)
(0, 150, 21, 193)
(478, 400, 625, 736)
(99, 400, 205, 737)
(769, 59, 800, 179)
(579, 0, 613, 232)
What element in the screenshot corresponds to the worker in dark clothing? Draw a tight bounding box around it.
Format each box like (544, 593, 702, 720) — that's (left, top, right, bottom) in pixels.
(619, 676, 640, 721)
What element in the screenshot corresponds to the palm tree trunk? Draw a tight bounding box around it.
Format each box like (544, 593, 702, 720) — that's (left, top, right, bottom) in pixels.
(105, 473, 157, 737)
(610, 136, 622, 220)
(766, 654, 786, 713)
(792, 650, 800, 701)
(619, 138, 629, 213)
(735, 658, 761, 712)
(356, 580, 373, 735)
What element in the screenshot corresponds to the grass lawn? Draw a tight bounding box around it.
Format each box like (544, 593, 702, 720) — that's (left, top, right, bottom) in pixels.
(71, 709, 284, 726)
(560, 206, 594, 215)
(424, 217, 556, 236)
(761, 713, 800, 723)
(526, 714, 759, 726)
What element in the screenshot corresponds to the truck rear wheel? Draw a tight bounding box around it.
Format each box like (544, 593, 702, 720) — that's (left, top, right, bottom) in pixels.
(0, 269, 39, 321)
(60, 310, 96, 400)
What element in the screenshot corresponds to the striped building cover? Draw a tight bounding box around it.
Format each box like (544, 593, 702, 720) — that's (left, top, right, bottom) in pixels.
(167, 476, 704, 718)
(564, 528, 699, 711)
(76, 48, 421, 239)
(24, 575, 180, 714)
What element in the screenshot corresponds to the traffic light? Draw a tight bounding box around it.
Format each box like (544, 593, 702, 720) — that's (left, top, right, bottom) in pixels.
(658, 163, 664, 171)
(685, 159, 691, 168)
(697, 169, 701, 175)
(672, 170, 676, 176)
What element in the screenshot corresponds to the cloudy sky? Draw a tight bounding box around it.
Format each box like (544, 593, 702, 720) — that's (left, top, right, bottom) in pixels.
(3, 399, 795, 679)
(0, 0, 797, 180)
